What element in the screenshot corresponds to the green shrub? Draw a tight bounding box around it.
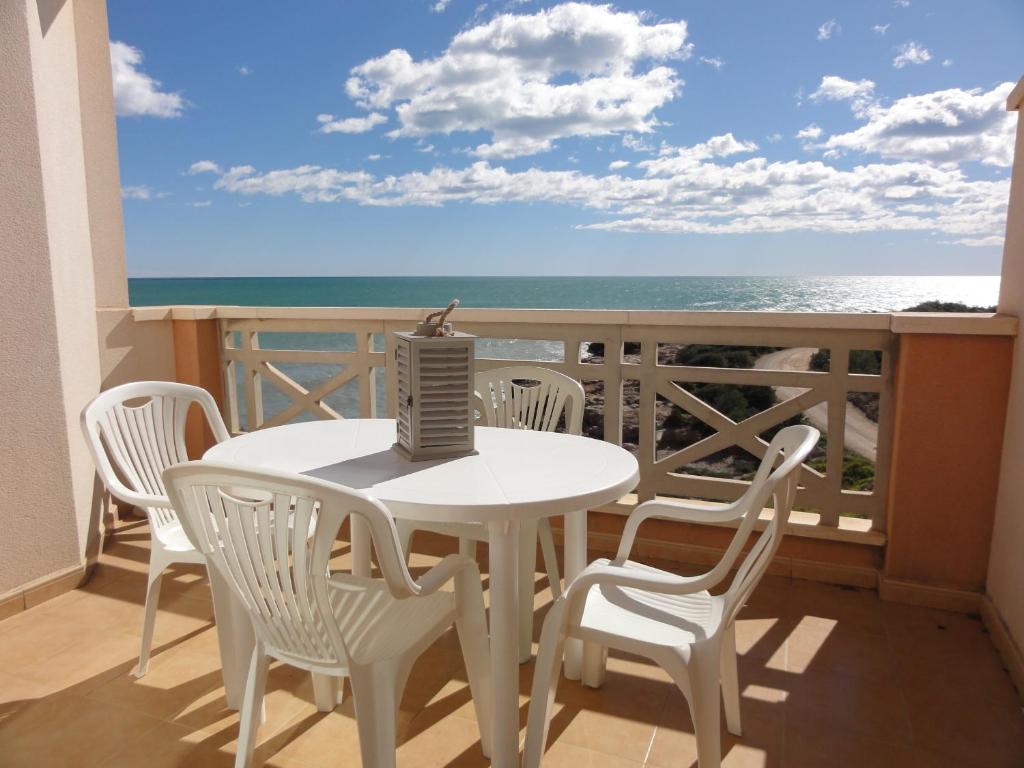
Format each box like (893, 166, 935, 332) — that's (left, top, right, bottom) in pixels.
(809, 348, 880, 375)
(663, 406, 685, 429)
(902, 301, 995, 313)
(808, 449, 875, 492)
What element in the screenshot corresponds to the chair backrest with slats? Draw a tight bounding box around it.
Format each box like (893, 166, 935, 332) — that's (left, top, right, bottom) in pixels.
(717, 425, 819, 627)
(164, 461, 421, 671)
(81, 382, 229, 534)
(475, 366, 584, 435)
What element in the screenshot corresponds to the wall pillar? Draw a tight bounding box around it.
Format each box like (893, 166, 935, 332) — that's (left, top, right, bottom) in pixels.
(0, 0, 128, 603)
(987, 78, 1024, 687)
(884, 331, 1013, 598)
(172, 317, 226, 456)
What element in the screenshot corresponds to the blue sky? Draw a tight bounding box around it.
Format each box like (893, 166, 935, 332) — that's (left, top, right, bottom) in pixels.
(109, 0, 1022, 277)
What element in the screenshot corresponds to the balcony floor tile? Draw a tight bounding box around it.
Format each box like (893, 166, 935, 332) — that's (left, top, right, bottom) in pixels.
(0, 517, 1020, 768)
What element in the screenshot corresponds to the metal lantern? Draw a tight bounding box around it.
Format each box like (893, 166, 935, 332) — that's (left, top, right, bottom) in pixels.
(393, 329, 476, 461)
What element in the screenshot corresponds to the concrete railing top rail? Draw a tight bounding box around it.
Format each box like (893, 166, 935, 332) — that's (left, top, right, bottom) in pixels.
(130, 305, 1019, 336)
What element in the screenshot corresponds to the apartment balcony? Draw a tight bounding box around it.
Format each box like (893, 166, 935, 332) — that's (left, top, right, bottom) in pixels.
(5, 305, 1024, 766)
(2, 3, 1024, 765)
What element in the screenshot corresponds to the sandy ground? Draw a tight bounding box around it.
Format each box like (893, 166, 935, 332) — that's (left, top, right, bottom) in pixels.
(755, 347, 878, 462)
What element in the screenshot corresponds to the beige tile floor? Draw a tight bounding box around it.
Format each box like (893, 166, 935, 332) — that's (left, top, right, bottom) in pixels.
(1, 516, 1022, 768)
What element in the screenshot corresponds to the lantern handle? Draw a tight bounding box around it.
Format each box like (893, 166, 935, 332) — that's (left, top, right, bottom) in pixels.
(424, 299, 459, 336)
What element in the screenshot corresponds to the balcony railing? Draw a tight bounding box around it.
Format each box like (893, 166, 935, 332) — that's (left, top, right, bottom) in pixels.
(215, 307, 894, 533)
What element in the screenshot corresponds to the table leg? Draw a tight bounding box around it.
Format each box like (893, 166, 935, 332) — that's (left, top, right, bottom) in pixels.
(351, 515, 372, 577)
(562, 509, 587, 681)
(517, 519, 538, 664)
(487, 519, 521, 768)
(208, 567, 254, 711)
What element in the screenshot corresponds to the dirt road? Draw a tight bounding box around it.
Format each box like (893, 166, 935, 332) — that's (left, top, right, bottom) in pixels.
(755, 347, 878, 462)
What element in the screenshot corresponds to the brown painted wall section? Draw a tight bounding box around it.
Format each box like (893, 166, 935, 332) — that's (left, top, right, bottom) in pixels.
(885, 333, 1014, 592)
(172, 319, 225, 457)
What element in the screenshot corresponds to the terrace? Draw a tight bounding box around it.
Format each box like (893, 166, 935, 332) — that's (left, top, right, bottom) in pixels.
(3, 2, 1024, 767)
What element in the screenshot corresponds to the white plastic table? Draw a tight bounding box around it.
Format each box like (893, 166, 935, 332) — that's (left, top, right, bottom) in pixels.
(205, 418, 638, 767)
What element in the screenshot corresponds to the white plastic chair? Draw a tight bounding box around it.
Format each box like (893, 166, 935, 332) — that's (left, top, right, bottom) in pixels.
(396, 365, 585, 660)
(80, 381, 230, 677)
(524, 425, 820, 768)
(164, 461, 493, 768)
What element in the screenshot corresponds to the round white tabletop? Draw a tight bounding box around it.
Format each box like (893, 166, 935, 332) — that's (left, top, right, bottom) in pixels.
(205, 419, 639, 523)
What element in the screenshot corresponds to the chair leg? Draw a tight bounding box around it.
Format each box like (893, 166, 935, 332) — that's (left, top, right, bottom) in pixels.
(581, 641, 608, 689)
(454, 563, 493, 758)
(133, 560, 165, 678)
(518, 520, 539, 663)
(720, 623, 742, 736)
(458, 537, 476, 558)
(350, 661, 400, 768)
(537, 518, 562, 599)
(312, 673, 342, 712)
(686, 645, 723, 768)
(523, 600, 568, 768)
(234, 645, 270, 768)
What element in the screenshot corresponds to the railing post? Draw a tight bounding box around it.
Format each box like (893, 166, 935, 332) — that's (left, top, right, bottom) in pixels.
(823, 342, 849, 527)
(636, 333, 658, 501)
(172, 312, 226, 456)
(883, 325, 1014, 598)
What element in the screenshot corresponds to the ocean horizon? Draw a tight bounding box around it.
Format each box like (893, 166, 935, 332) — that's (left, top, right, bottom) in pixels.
(128, 275, 1001, 313)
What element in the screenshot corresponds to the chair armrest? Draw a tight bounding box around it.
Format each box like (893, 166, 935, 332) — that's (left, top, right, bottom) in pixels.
(562, 560, 719, 620)
(103, 476, 174, 511)
(414, 554, 479, 596)
(615, 498, 745, 562)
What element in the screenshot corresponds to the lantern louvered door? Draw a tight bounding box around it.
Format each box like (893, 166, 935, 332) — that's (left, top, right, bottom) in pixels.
(394, 331, 476, 460)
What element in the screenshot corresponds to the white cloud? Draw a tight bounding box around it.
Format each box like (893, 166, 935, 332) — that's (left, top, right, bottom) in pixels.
(317, 112, 388, 134)
(951, 236, 1003, 247)
(339, 3, 691, 158)
(636, 133, 758, 176)
(121, 185, 152, 200)
(120, 185, 160, 199)
(942, 58, 953, 68)
(894, 0, 910, 7)
(622, 134, 657, 153)
(893, 41, 932, 68)
(237, 65, 251, 76)
(195, 141, 1008, 244)
(810, 76, 876, 116)
(872, 24, 890, 35)
(700, 56, 724, 70)
(766, 133, 783, 143)
(189, 201, 212, 208)
(188, 160, 222, 175)
(109, 41, 185, 118)
(368, 153, 382, 161)
(817, 19, 840, 41)
(196, 72, 1017, 246)
(471, 136, 550, 158)
(820, 81, 1016, 167)
(797, 124, 823, 140)
(431, 0, 452, 10)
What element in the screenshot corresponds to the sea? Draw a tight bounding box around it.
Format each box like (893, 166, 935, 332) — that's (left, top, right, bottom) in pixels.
(129, 275, 1000, 424)
(128, 275, 1000, 313)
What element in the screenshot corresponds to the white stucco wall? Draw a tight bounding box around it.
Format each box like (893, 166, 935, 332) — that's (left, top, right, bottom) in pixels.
(74, 0, 128, 310)
(989, 81, 1024, 648)
(0, 0, 125, 594)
